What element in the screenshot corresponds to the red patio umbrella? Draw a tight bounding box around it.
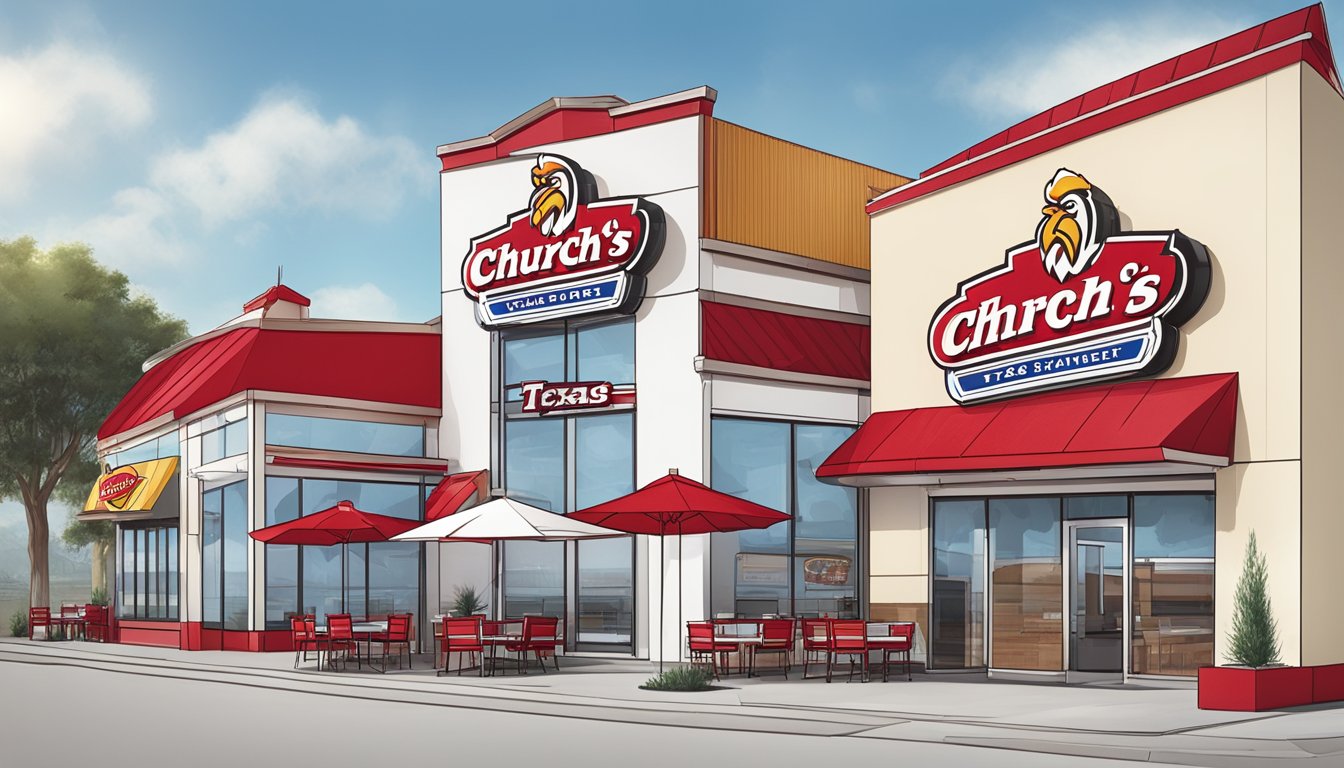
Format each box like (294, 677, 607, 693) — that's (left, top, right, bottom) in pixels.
(249, 500, 422, 613)
(570, 469, 789, 671)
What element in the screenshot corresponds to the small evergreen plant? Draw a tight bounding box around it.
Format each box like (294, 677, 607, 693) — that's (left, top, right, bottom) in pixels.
(450, 584, 488, 617)
(1226, 531, 1281, 668)
(642, 665, 714, 692)
(9, 610, 27, 638)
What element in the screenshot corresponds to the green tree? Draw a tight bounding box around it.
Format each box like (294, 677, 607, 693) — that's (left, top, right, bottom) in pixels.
(1226, 530, 1282, 668)
(0, 237, 187, 608)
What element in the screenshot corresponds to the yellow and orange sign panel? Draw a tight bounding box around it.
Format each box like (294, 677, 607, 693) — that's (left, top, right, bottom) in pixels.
(83, 457, 179, 513)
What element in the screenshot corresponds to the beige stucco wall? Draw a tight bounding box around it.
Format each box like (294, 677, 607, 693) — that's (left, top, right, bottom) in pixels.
(1300, 68, 1344, 667)
(866, 63, 1338, 668)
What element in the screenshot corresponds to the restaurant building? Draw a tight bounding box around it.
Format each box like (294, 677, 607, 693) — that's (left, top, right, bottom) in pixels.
(82, 286, 444, 650)
(819, 5, 1344, 682)
(435, 87, 906, 661)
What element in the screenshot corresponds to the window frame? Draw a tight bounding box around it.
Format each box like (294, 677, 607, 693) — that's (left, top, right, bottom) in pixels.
(116, 522, 180, 621)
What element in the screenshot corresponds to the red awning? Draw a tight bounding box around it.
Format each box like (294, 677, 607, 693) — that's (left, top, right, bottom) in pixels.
(425, 470, 488, 521)
(818, 373, 1238, 485)
(701, 301, 869, 382)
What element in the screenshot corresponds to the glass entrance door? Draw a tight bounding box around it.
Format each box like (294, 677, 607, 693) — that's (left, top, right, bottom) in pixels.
(1065, 521, 1127, 682)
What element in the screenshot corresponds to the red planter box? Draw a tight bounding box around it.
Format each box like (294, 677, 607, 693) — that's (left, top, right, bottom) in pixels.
(1312, 664, 1344, 704)
(1198, 665, 1314, 710)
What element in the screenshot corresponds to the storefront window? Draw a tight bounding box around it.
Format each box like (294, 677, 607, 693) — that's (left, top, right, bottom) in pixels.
(107, 431, 179, 468)
(497, 317, 636, 650)
(202, 418, 248, 465)
(265, 414, 425, 457)
(931, 499, 987, 669)
(928, 491, 1215, 677)
(989, 497, 1062, 671)
(264, 478, 424, 627)
(1131, 494, 1214, 676)
(202, 481, 248, 630)
(117, 524, 178, 620)
(710, 418, 858, 619)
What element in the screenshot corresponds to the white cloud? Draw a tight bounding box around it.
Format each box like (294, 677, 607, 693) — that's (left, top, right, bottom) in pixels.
(150, 97, 423, 227)
(310, 282, 403, 321)
(0, 42, 152, 202)
(948, 11, 1245, 120)
(72, 186, 189, 269)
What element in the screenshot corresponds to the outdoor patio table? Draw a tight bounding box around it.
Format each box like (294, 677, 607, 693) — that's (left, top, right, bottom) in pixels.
(313, 621, 387, 670)
(712, 622, 764, 676)
(50, 608, 86, 641)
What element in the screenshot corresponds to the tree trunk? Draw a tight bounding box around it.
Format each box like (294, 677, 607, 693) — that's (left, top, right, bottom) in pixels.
(26, 497, 50, 608)
(92, 538, 110, 595)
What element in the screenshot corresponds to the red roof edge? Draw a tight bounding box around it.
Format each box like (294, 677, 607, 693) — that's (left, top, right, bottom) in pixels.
(869, 4, 1340, 216)
(242, 284, 311, 313)
(438, 86, 717, 172)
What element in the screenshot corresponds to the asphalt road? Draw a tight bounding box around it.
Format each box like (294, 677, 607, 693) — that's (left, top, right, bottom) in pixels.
(0, 660, 1164, 768)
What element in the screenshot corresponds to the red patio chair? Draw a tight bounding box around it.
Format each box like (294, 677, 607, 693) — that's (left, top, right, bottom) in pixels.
(28, 607, 51, 641)
(881, 622, 915, 682)
(440, 616, 486, 677)
(687, 621, 736, 681)
(828, 620, 869, 683)
(502, 616, 559, 675)
(290, 615, 320, 668)
(750, 618, 795, 678)
(800, 618, 833, 679)
(82, 605, 108, 643)
(368, 613, 413, 673)
(324, 614, 359, 671)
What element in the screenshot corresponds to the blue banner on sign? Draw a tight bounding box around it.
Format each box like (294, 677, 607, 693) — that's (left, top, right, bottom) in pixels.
(488, 278, 619, 318)
(955, 338, 1146, 394)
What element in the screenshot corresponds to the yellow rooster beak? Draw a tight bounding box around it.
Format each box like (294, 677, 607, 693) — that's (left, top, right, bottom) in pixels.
(530, 161, 567, 231)
(1039, 204, 1082, 265)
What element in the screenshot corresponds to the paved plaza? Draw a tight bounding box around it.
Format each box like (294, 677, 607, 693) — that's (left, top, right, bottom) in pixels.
(3, 639, 1343, 766)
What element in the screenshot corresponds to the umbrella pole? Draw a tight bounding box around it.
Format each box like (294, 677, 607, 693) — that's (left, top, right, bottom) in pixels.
(677, 522, 683, 664)
(342, 542, 348, 615)
(659, 535, 665, 674)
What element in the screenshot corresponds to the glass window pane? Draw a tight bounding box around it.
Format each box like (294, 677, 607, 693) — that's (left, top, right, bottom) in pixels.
(710, 418, 790, 619)
(221, 482, 249, 630)
(167, 527, 179, 620)
(157, 433, 179, 458)
(266, 477, 300, 526)
(573, 320, 634, 384)
(931, 499, 986, 669)
(794, 425, 858, 618)
(302, 545, 344, 626)
(265, 414, 423, 457)
(504, 419, 564, 512)
(202, 490, 222, 627)
(223, 419, 248, 457)
(302, 479, 420, 520)
(111, 440, 158, 467)
(574, 413, 633, 509)
(577, 537, 633, 646)
(1131, 561, 1214, 676)
(201, 428, 224, 465)
(1133, 494, 1214, 558)
(368, 542, 419, 618)
(503, 333, 565, 386)
(1065, 495, 1127, 519)
(503, 540, 565, 618)
(988, 497, 1062, 671)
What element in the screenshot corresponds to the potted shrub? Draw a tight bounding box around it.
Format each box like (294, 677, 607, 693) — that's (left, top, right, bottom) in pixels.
(449, 584, 488, 618)
(1198, 531, 1312, 710)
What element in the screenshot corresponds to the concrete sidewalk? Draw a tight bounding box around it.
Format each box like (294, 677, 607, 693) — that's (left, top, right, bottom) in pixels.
(3, 638, 1342, 765)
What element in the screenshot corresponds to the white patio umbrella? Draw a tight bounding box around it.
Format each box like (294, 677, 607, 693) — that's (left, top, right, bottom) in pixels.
(391, 496, 624, 542)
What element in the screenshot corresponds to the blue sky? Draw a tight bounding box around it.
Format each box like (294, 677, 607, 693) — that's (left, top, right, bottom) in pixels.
(0, 0, 1331, 336)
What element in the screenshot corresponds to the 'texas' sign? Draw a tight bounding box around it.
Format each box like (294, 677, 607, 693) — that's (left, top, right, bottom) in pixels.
(462, 154, 666, 328)
(929, 169, 1211, 404)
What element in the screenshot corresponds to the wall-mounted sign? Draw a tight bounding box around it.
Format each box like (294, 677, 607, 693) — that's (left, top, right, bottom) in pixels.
(802, 555, 852, 587)
(462, 154, 666, 329)
(518, 380, 636, 416)
(928, 169, 1211, 404)
(83, 457, 180, 515)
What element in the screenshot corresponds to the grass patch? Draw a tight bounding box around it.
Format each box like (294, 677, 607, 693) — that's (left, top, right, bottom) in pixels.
(641, 665, 714, 692)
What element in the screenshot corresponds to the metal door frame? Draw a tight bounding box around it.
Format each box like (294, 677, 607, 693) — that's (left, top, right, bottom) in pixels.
(1062, 518, 1129, 684)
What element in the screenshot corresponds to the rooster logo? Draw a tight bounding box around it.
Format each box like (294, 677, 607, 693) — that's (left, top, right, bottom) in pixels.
(1035, 168, 1120, 282)
(530, 154, 579, 237)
